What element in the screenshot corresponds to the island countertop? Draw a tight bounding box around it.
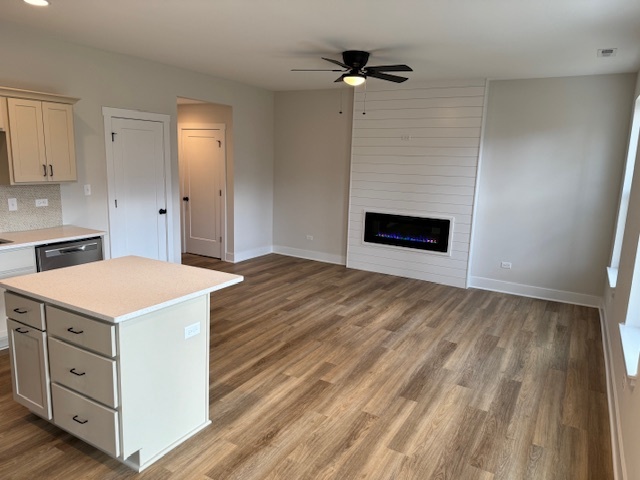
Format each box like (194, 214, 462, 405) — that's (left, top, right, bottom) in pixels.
(0, 256, 243, 323)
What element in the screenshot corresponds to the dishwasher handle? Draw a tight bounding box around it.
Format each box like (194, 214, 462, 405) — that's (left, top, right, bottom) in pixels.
(44, 242, 99, 258)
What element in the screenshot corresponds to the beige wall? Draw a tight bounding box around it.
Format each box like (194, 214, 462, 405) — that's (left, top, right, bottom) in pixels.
(604, 71, 640, 480)
(273, 89, 353, 263)
(177, 103, 235, 254)
(471, 74, 636, 300)
(0, 20, 274, 261)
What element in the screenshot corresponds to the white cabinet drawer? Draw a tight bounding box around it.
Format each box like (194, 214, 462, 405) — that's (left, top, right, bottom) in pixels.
(5, 292, 45, 330)
(48, 337, 118, 408)
(0, 247, 36, 274)
(52, 383, 120, 458)
(47, 306, 116, 357)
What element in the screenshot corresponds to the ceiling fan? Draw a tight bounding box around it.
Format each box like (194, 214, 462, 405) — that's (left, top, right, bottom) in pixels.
(292, 50, 413, 86)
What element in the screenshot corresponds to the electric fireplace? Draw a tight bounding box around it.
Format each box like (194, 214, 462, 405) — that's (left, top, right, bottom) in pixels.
(363, 211, 451, 253)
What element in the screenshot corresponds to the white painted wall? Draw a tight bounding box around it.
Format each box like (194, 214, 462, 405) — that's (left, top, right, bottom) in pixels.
(603, 71, 640, 480)
(273, 89, 353, 264)
(0, 21, 274, 262)
(346, 79, 486, 288)
(470, 74, 635, 305)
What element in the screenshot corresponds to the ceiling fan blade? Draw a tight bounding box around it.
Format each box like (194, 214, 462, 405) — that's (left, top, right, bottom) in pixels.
(367, 71, 409, 83)
(365, 64, 413, 72)
(322, 57, 350, 69)
(334, 75, 346, 83)
(291, 69, 345, 72)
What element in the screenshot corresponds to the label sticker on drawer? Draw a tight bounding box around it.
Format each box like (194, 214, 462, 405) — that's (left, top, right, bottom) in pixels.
(184, 322, 201, 339)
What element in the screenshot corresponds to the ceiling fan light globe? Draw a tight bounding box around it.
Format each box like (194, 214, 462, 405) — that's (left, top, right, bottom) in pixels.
(343, 75, 365, 86)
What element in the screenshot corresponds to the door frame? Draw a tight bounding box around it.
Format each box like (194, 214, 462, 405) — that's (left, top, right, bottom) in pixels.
(178, 123, 227, 259)
(102, 107, 174, 261)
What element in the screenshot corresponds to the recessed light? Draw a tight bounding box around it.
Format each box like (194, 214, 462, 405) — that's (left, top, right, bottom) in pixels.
(24, 0, 50, 6)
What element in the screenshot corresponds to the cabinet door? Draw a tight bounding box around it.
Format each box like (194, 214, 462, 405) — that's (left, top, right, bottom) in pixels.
(42, 102, 76, 182)
(0, 97, 8, 131)
(7, 98, 47, 183)
(0, 288, 6, 346)
(7, 318, 52, 420)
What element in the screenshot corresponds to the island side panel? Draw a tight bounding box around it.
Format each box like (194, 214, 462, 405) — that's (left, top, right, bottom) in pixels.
(117, 295, 210, 466)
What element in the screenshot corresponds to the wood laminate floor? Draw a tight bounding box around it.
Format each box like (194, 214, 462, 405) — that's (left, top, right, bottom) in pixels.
(0, 254, 612, 479)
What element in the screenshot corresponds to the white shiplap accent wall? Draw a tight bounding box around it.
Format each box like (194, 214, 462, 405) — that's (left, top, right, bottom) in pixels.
(346, 79, 487, 288)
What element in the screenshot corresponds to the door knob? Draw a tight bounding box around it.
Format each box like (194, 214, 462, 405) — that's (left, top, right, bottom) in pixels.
(182, 197, 189, 202)
(159, 208, 167, 215)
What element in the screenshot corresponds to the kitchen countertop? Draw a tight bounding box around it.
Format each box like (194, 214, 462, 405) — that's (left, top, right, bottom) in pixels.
(0, 256, 243, 323)
(0, 225, 105, 251)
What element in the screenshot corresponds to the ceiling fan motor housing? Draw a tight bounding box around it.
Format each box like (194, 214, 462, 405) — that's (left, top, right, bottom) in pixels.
(343, 50, 370, 69)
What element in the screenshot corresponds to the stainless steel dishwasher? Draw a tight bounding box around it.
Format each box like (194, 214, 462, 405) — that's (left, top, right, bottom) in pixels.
(35, 237, 103, 272)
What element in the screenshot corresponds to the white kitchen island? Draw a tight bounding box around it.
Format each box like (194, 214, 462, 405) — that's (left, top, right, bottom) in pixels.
(0, 256, 243, 471)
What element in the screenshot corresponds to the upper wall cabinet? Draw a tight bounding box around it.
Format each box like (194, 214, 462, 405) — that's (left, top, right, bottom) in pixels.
(0, 87, 79, 185)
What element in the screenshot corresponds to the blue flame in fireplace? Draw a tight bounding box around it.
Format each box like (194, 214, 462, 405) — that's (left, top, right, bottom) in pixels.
(375, 232, 438, 244)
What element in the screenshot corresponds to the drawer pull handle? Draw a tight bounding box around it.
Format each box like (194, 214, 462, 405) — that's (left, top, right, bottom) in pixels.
(67, 327, 84, 335)
(70, 368, 86, 376)
(13, 308, 28, 314)
(15, 327, 29, 334)
(72, 415, 88, 425)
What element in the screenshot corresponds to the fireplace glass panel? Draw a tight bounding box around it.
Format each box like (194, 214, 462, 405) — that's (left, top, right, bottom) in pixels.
(363, 212, 450, 253)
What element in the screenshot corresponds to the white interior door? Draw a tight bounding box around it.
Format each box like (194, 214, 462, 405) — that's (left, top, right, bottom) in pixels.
(181, 128, 225, 258)
(107, 116, 168, 261)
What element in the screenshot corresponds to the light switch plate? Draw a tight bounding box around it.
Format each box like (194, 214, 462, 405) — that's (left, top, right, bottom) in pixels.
(8, 198, 17, 211)
(35, 199, 48, 207)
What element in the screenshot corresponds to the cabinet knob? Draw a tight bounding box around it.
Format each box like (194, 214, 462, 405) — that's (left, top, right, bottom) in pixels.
(159, 208, 167, 215)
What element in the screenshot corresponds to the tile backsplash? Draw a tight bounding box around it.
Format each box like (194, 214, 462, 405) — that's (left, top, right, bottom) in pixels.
(0, 184, 62, 232)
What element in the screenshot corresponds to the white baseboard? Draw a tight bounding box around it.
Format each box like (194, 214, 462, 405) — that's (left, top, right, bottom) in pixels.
(231, 246, 273, 263)
(600, 307, 625, 480)
(468, 276, 602, 307)
(273, 245, 346, 265)
(0, 335, 7, 350)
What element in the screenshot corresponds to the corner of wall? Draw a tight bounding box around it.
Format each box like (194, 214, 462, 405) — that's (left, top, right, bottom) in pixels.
(232, 245, 273, 264)
(468, 276, 602, 307)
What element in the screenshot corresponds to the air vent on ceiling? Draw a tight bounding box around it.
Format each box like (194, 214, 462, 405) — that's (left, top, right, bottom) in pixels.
(597, 48, 618, 58)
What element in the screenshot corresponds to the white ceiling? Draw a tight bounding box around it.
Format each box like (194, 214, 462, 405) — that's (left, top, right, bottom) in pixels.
(3, 0, 640, 91)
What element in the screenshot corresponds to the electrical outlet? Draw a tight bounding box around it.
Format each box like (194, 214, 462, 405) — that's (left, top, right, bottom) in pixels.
(184, 322, 200, 339)
(84, 184, 92, 196)
(306, 235, 314, 240)
(8, 198, 17, 211)
(501, 261, 512, 269)
(35, 199, 48, 207)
